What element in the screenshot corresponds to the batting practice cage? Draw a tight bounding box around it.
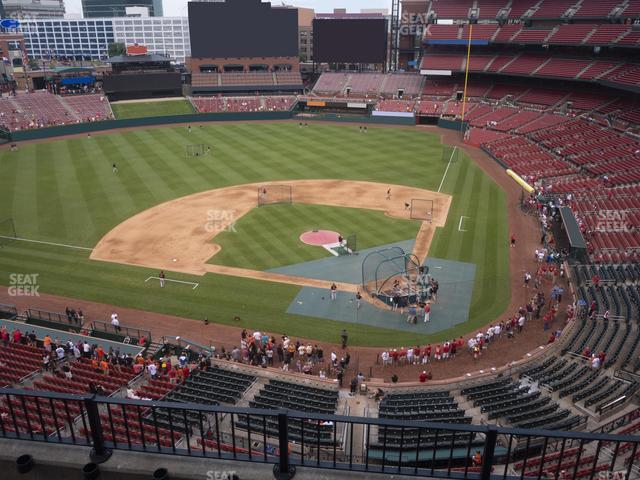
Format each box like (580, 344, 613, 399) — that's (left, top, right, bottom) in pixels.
(442, 145, 459, 163)
(186, 144, 211, 157)
(410, 199, 434, 223)
(0, 217, 16, 248)
(257, 185, 293, 206)
(361, 247, 421, 305)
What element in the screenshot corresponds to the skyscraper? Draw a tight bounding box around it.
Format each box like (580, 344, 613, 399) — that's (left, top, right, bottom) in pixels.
(81, 0, 163, 18)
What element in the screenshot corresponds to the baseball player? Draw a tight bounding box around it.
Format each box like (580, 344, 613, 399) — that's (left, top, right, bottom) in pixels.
(159, 270, 165, 288)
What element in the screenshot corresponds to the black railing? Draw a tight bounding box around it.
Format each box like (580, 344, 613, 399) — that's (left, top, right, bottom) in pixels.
(0, 387, 639, 480)
(26, 308, 83, 332)
(90, 320, 151, 346)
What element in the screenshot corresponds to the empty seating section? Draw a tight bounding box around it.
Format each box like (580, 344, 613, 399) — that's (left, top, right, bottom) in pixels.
(463, 377, 582, 430)
(602, 63, 640, 87)
(375, 99, 416, 112)
(416, 100, 444, 115)
(477, 0, 510, 18)
(530, 0, 576, 18)
(422, 78, 457, 96)
(376, 390, 472, 449)
(491, 109, 541, 131)
(515, 113, 568, 133)
(428, 0, 473, 19)
(190, 96, 225, 113)
(536, 58, 590, 78)
(511, 28, 554, 44)
(549, 23, 597, 45)
(312, 73, 423, 96)
(573, 0, 621, 18)
(507, 0, 536, 18)
(274, 71, 303, 86)
(461, 23, 499, 41)
(467, 55, 497, 72)
(577, 61, 621, 80)
(421, 55, 465, 71)
(237, 380, 338, 445)
(166, 368, 255, 406)
(486, 54, 522, 73)
(517, 88, 568, 106)
(63, 94, 111, 122)
(493, 24, 521, 42)
(381, 74, 423, 96)
(220, 72, 274, 86)
(0, 341, 43, 387)
(0, 91, 114, 131)
(618, 29, 640, 46)
(585, 25, 632, 45)
(501, 54, 548, 75)
(312, 72, 349, 93)
(424, 24, 460, 41)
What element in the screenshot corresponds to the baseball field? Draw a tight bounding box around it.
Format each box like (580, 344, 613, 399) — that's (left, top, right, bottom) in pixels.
(0, 122, 509, 346)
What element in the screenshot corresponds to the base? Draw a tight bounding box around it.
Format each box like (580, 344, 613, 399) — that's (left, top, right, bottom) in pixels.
(89, 447, 113, 464)
(273, 464, 296, 479)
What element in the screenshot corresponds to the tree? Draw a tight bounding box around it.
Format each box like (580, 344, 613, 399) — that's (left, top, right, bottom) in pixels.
(107, 42, 126, 58)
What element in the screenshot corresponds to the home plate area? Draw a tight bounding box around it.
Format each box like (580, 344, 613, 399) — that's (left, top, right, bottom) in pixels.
(299, 229, 354, 256)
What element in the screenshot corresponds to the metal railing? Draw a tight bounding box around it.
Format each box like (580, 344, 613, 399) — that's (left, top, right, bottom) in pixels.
(90, 320, 152, 346)
(0, 388, 639, 479)
(26, 308, 83, 332)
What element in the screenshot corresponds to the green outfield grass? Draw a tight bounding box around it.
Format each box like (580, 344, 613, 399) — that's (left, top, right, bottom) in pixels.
(210, 204, 421, 270)
(111, 99, 195, 119)
(0, 122, 509, 346)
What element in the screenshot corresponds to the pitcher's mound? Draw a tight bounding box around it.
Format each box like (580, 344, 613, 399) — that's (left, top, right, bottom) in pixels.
(300, 230, 340, 246)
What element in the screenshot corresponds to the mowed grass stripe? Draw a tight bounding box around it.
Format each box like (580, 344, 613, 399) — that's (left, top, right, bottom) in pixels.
(35, 142, 68, 239)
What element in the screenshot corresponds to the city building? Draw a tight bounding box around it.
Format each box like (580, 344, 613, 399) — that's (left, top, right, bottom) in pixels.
(19, 16, 190, 63)
(2, 0, 65, 18)
(81, 0, 163, 18)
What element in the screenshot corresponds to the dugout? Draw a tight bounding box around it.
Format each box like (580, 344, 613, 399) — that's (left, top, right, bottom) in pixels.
(555, 206, 588, 264)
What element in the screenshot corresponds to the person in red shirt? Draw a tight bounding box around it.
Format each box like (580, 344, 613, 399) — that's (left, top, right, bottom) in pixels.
(390, 349, 398, 365)
(12, 329, 22, 344)
(510, 234, 516, 248)
(442, 342, 450, 360)
(399, 347, 407, 365)
(548, 333, 556, 344)
(424, 344, 431, 364)
(419, 371, 428, 383)
(182, 366, 190, 382)
(598, 351, 606, 364)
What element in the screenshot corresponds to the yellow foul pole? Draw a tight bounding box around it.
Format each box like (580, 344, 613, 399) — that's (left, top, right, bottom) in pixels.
(460, 23, 473, 125)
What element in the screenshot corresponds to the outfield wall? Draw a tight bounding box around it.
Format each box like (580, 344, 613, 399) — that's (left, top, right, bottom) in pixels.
(10, 111, 293, 142)
(10, 110, 417, 142)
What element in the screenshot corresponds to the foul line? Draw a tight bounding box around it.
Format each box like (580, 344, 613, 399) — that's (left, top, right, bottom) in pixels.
(144, 276, 199, 290)
(458, 216, 469, 232)
(438, 146, 457, 193)
(0, 235, 93, 251)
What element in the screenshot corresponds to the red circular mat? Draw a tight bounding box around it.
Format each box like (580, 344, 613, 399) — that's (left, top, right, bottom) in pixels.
(299, 230, 340, 246)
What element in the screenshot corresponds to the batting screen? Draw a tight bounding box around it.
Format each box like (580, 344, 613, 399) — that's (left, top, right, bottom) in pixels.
(257, 185, 293, 206)
(410, 199, 434, 223)
(186, 144, 211, 157)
